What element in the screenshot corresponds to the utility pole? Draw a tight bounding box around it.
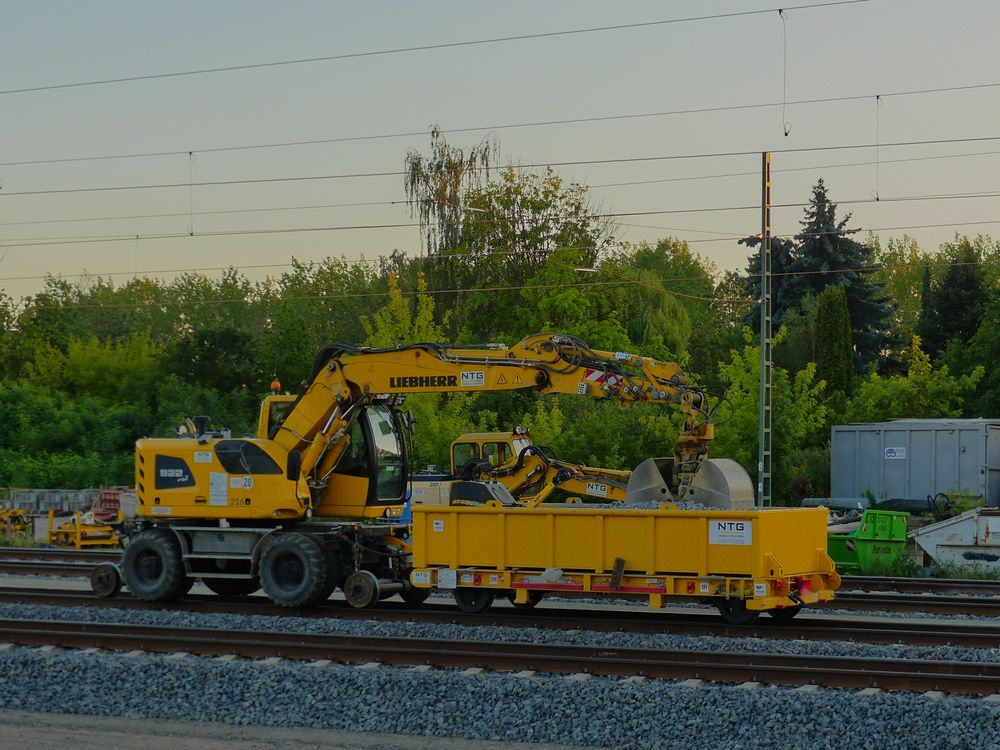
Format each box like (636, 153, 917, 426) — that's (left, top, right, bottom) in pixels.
(758, 152, 773, 507)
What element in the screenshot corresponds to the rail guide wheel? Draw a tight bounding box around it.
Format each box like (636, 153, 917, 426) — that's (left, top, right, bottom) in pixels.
(90, 562, 122, 598)
(716, 597, 760, 625)
(344, 570, 381, 608)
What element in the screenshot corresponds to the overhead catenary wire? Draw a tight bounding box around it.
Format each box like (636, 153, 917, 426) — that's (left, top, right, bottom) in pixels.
(0, 1, 868, 98)
(0, 200, 409, 229)
(8, 186, 1000, 249)
(16, 72, 1000, 169)
(592, 146, 1000, 189)
(6, 215, 1000, 289)
(4, 146, 1000, 231)
(6, 133, 1000, 199)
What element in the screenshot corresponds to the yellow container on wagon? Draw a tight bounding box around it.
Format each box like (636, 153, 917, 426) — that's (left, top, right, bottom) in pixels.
(409, 504, 840, 620)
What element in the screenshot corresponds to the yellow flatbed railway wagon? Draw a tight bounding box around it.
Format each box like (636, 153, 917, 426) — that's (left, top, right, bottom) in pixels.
(409, 504, 839, 623)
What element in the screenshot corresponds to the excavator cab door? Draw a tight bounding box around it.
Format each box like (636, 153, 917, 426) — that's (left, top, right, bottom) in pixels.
(312, 402, 409, 518)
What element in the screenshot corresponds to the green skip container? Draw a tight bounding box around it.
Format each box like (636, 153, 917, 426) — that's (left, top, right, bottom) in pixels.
(827, 509, 909, 574)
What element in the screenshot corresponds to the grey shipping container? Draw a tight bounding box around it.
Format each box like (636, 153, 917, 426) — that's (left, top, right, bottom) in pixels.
(831, 419, 1000, 507)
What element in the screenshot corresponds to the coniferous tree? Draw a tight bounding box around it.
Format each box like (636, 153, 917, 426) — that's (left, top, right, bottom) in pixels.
(739, 235, 797, 327)
(780, 179, 893, 371)
(814, 285, 854, 394)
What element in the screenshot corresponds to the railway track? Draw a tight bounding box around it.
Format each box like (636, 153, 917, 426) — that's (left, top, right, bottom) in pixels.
(2, 547, 999, 615)
(2, 585, 999, 648)
(1, 616, 997, 695)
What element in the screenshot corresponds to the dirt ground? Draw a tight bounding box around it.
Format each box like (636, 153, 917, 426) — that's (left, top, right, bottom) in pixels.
(0, 709, 595, 750)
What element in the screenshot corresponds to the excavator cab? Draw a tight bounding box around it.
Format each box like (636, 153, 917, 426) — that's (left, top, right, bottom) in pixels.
(450, 430, 533, 476)
(313, 401, 408, 517)
(258, 395, 409, 518)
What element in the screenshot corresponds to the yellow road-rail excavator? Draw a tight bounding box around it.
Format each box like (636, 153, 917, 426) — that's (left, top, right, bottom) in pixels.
(111, 334, 838, 622)
(410, 429, 646, 507)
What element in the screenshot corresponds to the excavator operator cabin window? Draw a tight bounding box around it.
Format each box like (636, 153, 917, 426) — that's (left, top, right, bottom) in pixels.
(215, 440, 282, 475)
(336, 420, 370, 478)
(482, 442, 510, 467)
(452, 443, 479, 473)
(367, 404, 405, 501)
(267, 400, 294, 439)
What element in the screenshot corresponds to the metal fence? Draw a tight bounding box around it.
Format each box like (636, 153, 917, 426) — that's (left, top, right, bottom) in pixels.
(1, 488, 134, 513)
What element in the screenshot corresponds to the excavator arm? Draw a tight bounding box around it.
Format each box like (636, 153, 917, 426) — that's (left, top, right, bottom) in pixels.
(271, 334, 716, 507)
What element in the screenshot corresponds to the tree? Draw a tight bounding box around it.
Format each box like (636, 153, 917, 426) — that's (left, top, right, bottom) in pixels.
(740, 235, 798, 326)
(914, 263, 936, 355)
(711, 329, 829, 505)
(361, 273, 487, 470)
(514, 247, 633, 352)
(362, 272, 448, 347)
(814, 285, 854, 395)
(404, 126, 498, 255)
(771, 295, 816, 375)
(956, 293, 1000, 416)
(261, 257, 384, 388)
(24, 334, 160, 406)
(766, 179, 893, 370)
(439, 168, 615, 342)
(843, 337, 982, 422)
(871, 234, 925, 344)
(917, 236, 986, 358)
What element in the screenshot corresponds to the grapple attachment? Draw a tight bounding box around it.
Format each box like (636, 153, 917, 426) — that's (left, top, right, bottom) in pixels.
(625, 457, 755, 510)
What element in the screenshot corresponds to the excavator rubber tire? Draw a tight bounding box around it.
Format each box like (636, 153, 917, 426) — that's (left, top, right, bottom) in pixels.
(259, 532, 329, 608)
(202, 577, 261, 597)
(122, 528, 191, 602)
(315, 536, 346, 602)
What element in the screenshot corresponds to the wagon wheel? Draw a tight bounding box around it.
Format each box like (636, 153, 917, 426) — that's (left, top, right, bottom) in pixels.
(506, 590, 545, 609)
(716, 598, 760, 625)
(766, 605, 802, 622)
(454, 588, 495, 614)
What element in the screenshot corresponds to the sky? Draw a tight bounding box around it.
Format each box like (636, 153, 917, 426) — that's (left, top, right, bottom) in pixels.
(2, 0, 1000, 301)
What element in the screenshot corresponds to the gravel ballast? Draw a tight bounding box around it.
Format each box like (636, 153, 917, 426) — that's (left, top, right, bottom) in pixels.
(1, 602, 999, 665)
(0, 645, 997, 750)
(1, 602, 999, 748)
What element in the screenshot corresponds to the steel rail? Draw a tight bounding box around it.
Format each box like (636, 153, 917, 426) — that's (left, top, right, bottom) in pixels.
(0, 617, 997, 694)
(0, 547, 120, 563)
(0, 561, 101, 577)
(823, 593, 1000, 617)
(1, 586, 998, 648)
(3, 548, 1000, 613)
(842, 575, 1000, 596)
